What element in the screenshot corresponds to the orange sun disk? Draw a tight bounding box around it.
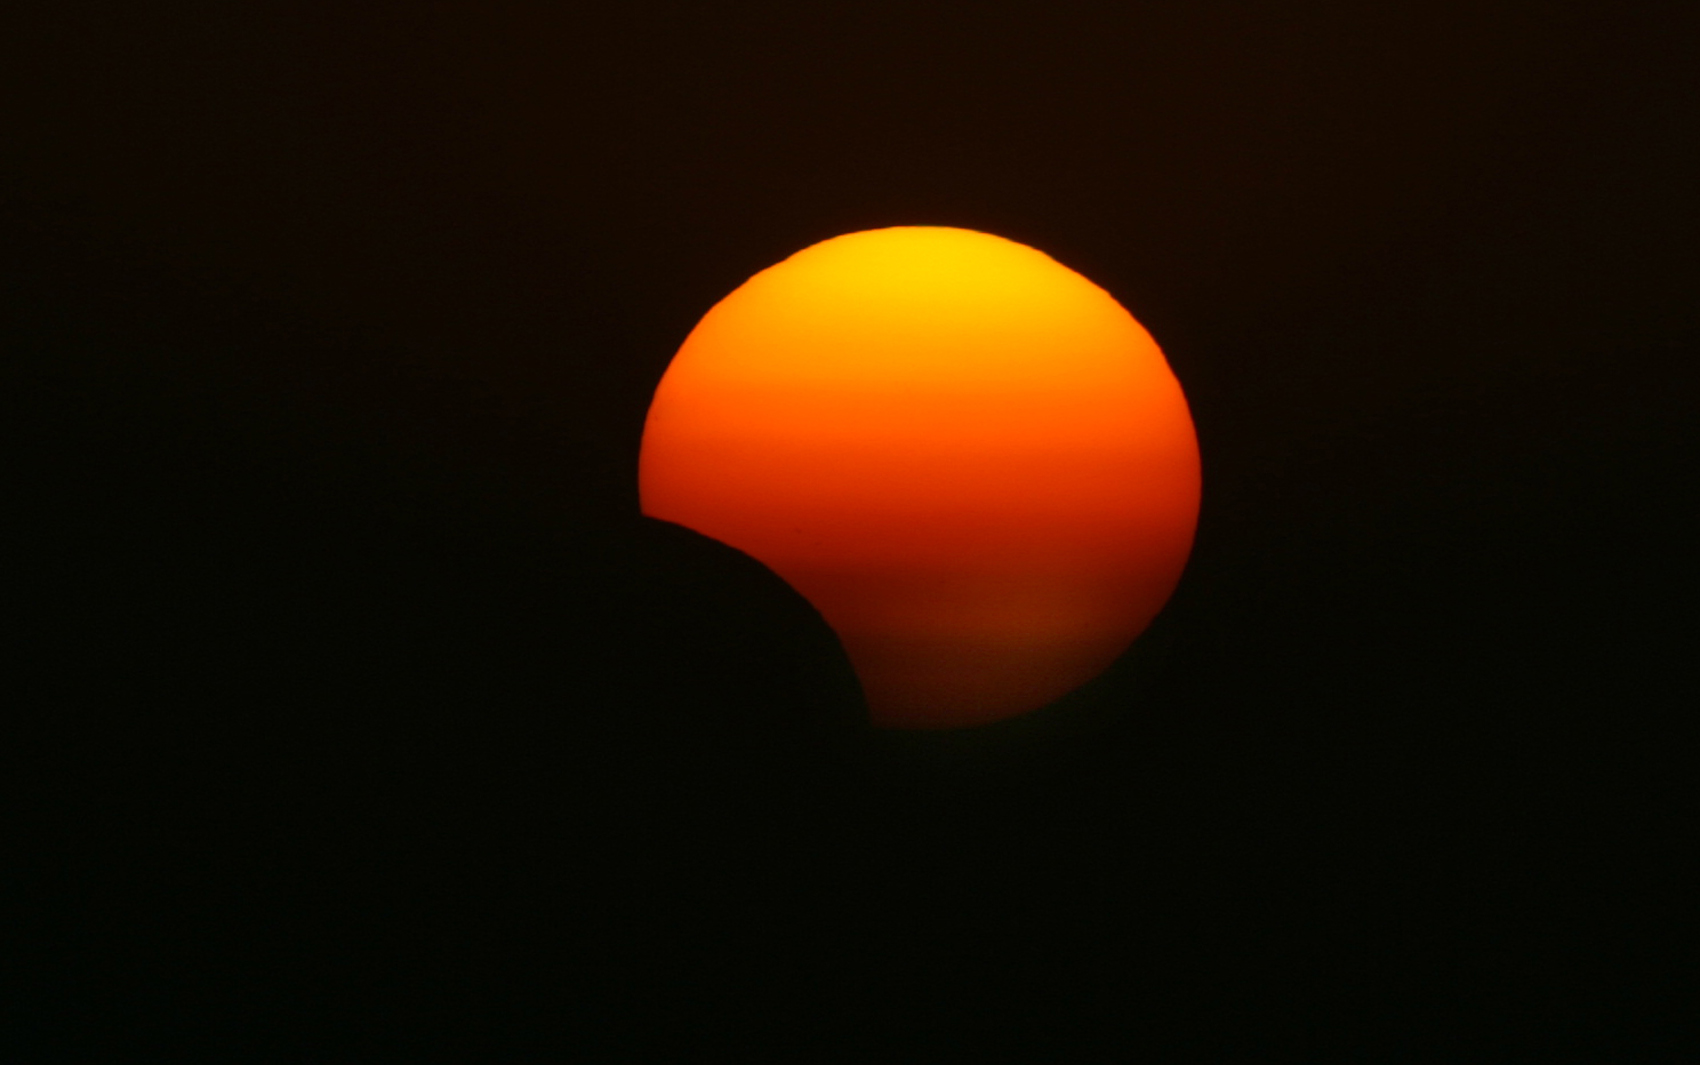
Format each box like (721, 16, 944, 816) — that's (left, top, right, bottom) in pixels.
(640, 227, 1200, 729)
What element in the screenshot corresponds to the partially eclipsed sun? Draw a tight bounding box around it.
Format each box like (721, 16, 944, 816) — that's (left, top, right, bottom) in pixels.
(639, 226, 1201, 729)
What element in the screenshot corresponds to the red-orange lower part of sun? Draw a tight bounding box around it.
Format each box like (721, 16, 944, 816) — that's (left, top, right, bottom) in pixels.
(640, 227, 1200, 729)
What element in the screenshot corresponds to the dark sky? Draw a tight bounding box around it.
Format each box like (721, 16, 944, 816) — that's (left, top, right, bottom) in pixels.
(5, 1, 1695, 1060)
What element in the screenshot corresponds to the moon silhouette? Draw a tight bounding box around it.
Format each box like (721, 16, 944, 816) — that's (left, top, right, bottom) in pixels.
(640, 226, 1200, 728)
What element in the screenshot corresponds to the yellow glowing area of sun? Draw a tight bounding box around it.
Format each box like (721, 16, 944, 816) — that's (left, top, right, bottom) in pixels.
(639, 226, 1200, 729)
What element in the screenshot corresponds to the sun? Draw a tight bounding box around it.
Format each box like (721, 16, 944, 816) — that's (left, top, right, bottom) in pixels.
(640, 226, 1200, 728)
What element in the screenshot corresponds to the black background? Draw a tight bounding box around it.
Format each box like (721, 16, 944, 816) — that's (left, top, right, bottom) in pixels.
(4, 1, 1695, 1060)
